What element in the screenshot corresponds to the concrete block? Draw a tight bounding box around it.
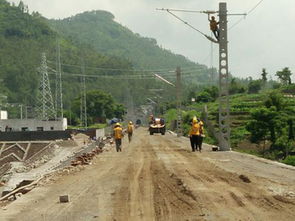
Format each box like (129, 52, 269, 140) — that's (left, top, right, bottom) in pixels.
(212, 146, 219, 151)
(59, 195, 69, 203)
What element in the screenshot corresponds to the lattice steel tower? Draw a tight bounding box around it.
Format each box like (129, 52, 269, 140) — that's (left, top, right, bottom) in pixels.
(36, 53, 56, 120)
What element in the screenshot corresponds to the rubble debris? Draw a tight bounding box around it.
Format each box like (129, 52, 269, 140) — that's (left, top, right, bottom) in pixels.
(71, 147, 103, 167)
(59, 195, 70, 203)
(239, 174, 251, 183)
(0, 177, 42, 202)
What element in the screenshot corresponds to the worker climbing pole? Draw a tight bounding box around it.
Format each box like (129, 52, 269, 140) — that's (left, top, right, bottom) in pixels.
(158, 2, 250, 150)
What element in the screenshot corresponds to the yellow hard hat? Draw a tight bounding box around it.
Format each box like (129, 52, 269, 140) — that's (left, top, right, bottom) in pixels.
(115, 123, 121, 126)
(129, 121, 133, 124)
(192, 116, 197, 123)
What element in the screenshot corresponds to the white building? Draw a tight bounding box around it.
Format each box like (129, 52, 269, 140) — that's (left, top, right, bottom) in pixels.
(0, 111, 8, 120)
(0, 118, 68, 132)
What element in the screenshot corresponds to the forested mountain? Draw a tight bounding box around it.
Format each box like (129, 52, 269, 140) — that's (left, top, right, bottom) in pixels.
(49, 10, 206, 70)
(0, 1, 133, 109)
(0, 0, 215, 119)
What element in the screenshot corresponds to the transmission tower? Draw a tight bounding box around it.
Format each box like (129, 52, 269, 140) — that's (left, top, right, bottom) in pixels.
(36, 53, 56, 120)
(80, 63, 87, 128)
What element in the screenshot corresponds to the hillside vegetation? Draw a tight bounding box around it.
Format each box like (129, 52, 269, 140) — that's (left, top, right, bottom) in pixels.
(165, 74, 295, 166)
(0, 0, 218, 121)
(49, 11, 203, 69)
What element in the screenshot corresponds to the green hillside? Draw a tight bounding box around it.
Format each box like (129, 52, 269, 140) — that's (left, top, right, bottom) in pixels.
(49, 11, 201, 68)
(0, 1, 137, 115)
(164, 83, 295, 166)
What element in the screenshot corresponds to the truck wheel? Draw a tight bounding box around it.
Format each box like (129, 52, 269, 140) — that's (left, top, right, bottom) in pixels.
(161, 132, 165, 135)
(150, 131, 153, 135)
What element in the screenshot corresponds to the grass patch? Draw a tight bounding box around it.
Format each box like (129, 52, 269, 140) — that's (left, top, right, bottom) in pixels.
(282, 156, 295, 166)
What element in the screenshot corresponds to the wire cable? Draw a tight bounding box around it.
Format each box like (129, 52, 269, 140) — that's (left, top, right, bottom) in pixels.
(165, 10, 207, 36)
(47, 60, 205, 74)
(229, 0, 266, 30)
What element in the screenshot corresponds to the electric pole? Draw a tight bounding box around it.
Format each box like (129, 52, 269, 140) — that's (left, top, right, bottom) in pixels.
(80, 61, 87, 129)
(158, 2, 240, 149)
(56, 40, 64, 119)
(176, 67, 182, 137)
(218, 2, 231, 150)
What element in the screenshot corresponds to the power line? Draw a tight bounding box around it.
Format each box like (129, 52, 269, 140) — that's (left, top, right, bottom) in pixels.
(229, 0, 266, 30)
(165, 10, 207, 36)
(248, 0, 265, 15)
(156, 8, 216, 14)
(47, 68, 206, 80)
(47, 60, 204, 73)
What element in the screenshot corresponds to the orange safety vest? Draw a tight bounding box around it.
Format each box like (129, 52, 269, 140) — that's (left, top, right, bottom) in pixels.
(199, 121, 204, 135)
(127, 124, 134, 133)
(189, 123, 201, 136)
(210, 20, 218, 31)
(114, 127, 123, 139)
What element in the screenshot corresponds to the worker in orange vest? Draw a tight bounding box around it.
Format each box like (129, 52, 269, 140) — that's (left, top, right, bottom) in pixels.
(113, 123, 124, 152)
(208, 15, 220, 41)
(189, 117, 201, 152)
(197, 118, 205, 152)
(127, 121, 134, 143)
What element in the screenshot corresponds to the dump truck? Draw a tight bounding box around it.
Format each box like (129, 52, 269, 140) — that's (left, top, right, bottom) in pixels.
(149, 117, 165, 135)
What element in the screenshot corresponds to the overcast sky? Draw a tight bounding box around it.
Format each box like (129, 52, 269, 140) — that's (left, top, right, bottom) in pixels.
(9, 0, 295, 81)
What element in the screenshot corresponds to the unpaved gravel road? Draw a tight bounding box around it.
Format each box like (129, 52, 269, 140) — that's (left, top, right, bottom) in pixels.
(1, 128, 295, 221)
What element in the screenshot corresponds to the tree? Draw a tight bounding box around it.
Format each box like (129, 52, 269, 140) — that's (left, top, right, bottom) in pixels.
(264, 92, 285, 111)
(196, 91, 213, 103)
(248, 80, 262, 94)
(72, 90, 126, 125)
(18, 1, 25, 12)
(204, 86, 219, 100)
(261, 68, 268, 87)
(276, 67, 292, 85)
(246, 107, 280, 147)
(229, 78, 246, 95)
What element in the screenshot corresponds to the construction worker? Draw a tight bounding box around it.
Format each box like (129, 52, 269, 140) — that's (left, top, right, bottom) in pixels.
(197, 118, 205, 152)
(113, 123, 124, 152)
(149, 114, 155, 124)
(127, 121, 134, 143)
(189, 117, 200, 152)
(208, 15, 219, 41)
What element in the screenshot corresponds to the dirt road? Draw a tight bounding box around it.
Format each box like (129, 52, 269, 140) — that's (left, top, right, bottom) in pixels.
(1, 128, 295, 221)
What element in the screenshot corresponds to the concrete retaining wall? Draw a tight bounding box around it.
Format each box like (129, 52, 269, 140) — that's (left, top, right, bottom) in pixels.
(0, 131, 71, 142)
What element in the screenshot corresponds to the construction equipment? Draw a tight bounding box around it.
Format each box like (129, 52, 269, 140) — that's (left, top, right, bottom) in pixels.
(149, 118, 166, 135)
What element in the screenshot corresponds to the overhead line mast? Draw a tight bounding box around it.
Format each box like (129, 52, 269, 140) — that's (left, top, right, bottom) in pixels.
(158, 2, 248, 150)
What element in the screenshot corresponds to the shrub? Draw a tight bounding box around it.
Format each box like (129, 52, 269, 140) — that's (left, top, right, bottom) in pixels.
(282, 156, 295, 166)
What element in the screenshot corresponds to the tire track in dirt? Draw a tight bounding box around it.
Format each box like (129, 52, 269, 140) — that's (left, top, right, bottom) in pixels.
(166, 135, 295, 220)
(112, 133, 156, 221)
(2, 128, 295, 221)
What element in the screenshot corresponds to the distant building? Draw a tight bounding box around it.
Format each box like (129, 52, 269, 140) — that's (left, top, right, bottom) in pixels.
(0, 118, 68, 132)
(0, 111, 8, 120)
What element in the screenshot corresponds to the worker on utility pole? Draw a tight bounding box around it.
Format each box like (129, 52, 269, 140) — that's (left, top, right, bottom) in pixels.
(208, 15, 219, 41)
(127, 121, 134, 143)
(113, 123, 124, 152)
